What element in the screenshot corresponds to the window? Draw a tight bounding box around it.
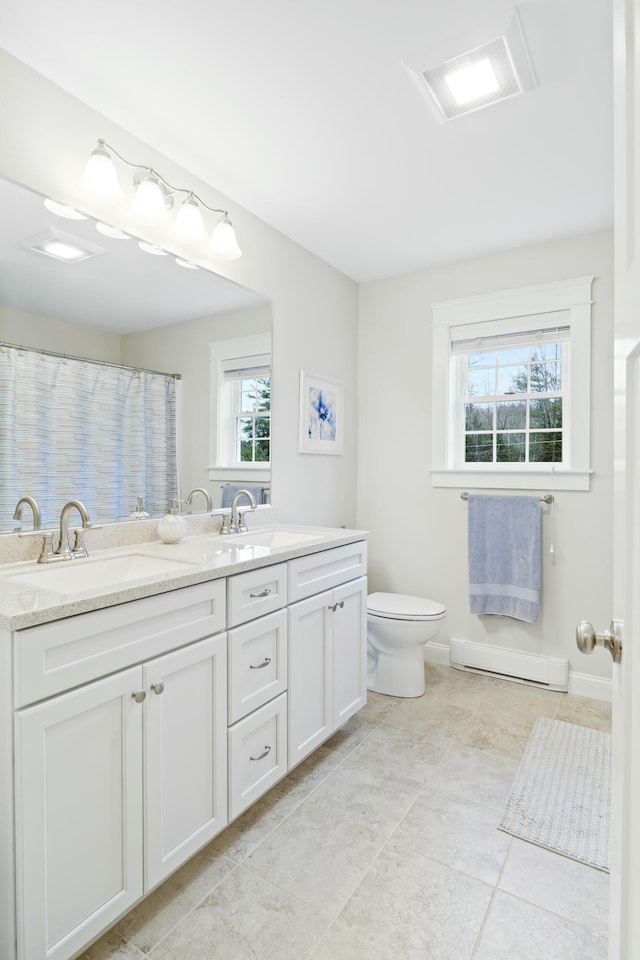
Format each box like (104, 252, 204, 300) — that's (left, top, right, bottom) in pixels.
(209, 333, 272, 481)
(431, 277, 593, 492)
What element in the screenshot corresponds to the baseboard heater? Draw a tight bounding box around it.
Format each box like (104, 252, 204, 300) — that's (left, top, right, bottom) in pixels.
(450, 638, 569, 692)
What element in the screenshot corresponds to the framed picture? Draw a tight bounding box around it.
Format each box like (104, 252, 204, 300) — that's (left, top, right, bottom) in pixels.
(298, 371, 343, 454)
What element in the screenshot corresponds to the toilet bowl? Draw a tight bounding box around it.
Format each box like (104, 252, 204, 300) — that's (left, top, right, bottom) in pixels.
(367, 592, 447, 698)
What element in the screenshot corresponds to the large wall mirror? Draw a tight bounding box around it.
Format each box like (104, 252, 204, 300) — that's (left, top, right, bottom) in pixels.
(0, 176, 272, 534)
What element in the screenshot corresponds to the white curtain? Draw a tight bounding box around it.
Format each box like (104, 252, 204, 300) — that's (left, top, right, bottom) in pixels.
(0, 344, 178, 529)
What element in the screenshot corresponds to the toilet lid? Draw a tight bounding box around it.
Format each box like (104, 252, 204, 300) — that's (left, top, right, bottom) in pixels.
(367, 592, 446, 621)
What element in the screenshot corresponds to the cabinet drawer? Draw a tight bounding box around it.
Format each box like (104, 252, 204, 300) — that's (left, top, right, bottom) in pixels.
(14, 580, 226, 707)
(228, 609, 287, 724)
(228, 693, 287, 819)
(287, 541, 367, 603)
(227, 563, 287, 627)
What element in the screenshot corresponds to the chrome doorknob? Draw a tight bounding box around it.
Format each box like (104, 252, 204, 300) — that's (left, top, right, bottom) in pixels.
(576, 619, 622, 663)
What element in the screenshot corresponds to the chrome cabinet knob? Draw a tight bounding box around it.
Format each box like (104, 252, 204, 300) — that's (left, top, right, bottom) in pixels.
(132, 690, 147, 703)
(576, 619, 622, 663)
(151, 682, 165, 695)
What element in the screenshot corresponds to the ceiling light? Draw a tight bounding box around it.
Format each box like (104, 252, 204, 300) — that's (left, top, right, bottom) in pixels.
(82, 140, 122, 197)
(210, 215, 242, 260)
(82, 139, 242, 259)
(138, 241, 167, 256)
(95, 222, 131, 239)
(22, 227, 106, 264)
(43, 198, 88, 220)
(405, 9, 536, 121)
(445, 58, 499, 106)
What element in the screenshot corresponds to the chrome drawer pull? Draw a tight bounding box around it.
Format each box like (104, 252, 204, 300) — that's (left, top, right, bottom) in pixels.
(250, 744, 272, 761)
(250, 657, 272, 670)
(250, 588, 272, 598)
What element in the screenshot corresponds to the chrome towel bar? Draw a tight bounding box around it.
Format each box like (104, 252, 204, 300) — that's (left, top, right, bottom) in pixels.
(460, 491, 554, 504)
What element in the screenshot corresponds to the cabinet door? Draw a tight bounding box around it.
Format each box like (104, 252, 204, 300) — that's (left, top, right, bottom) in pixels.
(288, 591, 332, 767)
(332, 577, 367, 727)
(144, 634, 227, 890)
(15, 667, 144, 960)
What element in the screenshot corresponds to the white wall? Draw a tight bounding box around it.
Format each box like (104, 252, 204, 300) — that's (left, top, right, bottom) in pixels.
(357, 230, 614, 690)
(123, 303, 272, 504)
(0, 50, 359, 528)
(0, 305, 122, 362)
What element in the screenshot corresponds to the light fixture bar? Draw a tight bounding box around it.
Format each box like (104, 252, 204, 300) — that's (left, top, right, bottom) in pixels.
(83, 139, 242, 259)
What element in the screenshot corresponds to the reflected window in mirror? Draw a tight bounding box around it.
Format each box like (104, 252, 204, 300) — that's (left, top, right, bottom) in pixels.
(209, 333, 271, 487)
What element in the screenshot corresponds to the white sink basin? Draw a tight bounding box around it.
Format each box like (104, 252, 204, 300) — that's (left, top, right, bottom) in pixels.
(221, 529, 324, 549)
(5, 554, 198, 594)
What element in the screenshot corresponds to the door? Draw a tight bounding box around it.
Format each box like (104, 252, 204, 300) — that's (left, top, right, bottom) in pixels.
(332, 577, 367, 727)
(14, 667, 144, 960)
(288, 591, 332, 766)
(144, 634, 227, 891)
(610, 1, 640, 954)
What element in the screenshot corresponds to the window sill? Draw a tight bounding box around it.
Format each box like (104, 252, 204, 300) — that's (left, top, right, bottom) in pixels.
(430, 467, 592, 492)
(208, 466, 271, 483)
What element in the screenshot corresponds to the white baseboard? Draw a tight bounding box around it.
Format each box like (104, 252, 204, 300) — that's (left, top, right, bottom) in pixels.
(424, 638, 612, 703)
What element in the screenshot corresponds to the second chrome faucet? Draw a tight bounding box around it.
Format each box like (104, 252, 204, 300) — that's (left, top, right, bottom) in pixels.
(38, 500, 93, 563)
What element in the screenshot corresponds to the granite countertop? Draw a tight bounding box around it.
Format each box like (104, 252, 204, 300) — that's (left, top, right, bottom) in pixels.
(0, 525, 368, 630)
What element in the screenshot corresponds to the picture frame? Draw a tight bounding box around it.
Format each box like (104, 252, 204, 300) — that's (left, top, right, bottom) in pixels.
(298, 370, 343, 455)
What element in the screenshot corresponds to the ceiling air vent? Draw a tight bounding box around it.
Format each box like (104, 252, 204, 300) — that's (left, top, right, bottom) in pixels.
(405, 9, 537, 122)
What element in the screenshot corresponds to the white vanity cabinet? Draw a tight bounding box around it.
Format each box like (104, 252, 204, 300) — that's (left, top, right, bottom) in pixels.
(12, 581, 227, 960)
(288, 543, 368, 767)
(3, 533, 368, 960)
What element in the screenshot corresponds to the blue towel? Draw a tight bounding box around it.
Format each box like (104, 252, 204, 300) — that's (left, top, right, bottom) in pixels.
(220, 484, 266, 508)
(467, 494, 541, 622)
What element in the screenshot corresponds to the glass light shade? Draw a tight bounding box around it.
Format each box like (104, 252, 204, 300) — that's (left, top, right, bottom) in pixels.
(138, 241, 167, 255)
(175, 195, 206, 240)
(210, 216, 242, 260)
(134, 174, 167, 218)
(95, 222, 131, 240)
(82, 144, 122, 198)
(43, 198, 88, 220)
(175, 257, 198, 269)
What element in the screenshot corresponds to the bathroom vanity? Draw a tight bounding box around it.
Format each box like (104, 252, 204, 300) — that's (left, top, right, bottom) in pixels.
(0, 524, 368, 960)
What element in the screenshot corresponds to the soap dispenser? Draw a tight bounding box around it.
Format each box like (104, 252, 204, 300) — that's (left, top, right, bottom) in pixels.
(157, 498, 187, 544)
(129, 496, 150, 520)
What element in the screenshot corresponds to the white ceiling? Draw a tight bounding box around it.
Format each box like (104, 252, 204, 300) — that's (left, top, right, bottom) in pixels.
(0, 0, 613, 283)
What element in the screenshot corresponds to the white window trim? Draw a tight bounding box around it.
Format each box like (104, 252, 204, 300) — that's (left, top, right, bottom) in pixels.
(208, 333, 271, 483)
(431, 276, 593, 492)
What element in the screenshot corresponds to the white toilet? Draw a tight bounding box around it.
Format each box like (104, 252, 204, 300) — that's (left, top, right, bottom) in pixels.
(367, 592, 447, 698)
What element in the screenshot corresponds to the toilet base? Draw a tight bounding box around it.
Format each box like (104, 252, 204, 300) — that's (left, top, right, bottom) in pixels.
(367, 647, 426, 698)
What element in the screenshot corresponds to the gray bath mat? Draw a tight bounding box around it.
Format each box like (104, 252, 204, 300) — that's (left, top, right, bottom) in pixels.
(499, 716, 610, 872)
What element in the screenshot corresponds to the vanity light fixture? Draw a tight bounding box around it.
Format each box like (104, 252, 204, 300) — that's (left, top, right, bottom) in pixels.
(175, 257, 199, 269)
(83, 139, 242, 259)
(138, 240, 167, 256)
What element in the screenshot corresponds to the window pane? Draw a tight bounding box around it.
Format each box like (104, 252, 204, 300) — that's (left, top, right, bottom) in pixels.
(496, 400, 526, 429)
(497, 364, 527, 394)
(465, 434, 493, 462)
(255, 377, 271, 411)
(467, 368, 495, 397)
(530, 360, 561, 392)
(239, 440, 253, 461)
(496, 433, 525, 462)
(255, 416, 270, 438)
(468, 351, 495, 367)
(255, 440, 270, 461)
(530, 398, 562, 428)
(239, 417, 254, 439)
(465, 402, 493, 430)
(531, 343, 562, 362)
(529, 431, 563, 462)
(498, 347, 528, 364)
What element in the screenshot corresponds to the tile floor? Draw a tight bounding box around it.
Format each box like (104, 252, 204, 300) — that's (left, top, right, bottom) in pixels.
(79, 663, 612, 960)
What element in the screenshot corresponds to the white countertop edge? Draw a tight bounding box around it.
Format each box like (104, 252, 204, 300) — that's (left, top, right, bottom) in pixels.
(0, 526, 369, 631)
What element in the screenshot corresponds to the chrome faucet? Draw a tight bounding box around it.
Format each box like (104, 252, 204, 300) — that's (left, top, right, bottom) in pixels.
(228, 489, 257, 534)
(185, 487, 213, 512)
(13, 496, 41, 531)
(38, 500, 92, 562)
